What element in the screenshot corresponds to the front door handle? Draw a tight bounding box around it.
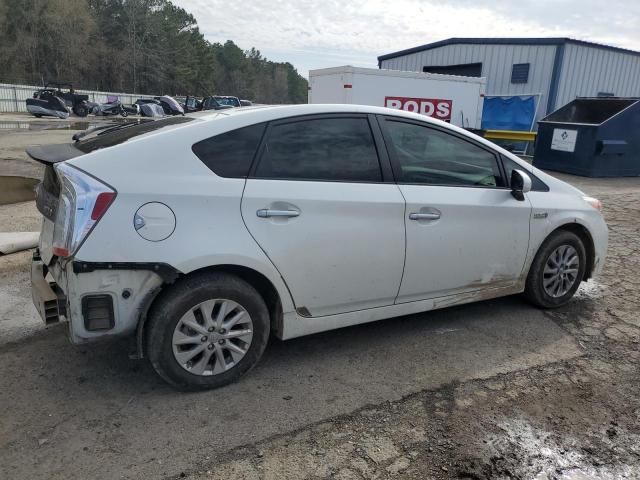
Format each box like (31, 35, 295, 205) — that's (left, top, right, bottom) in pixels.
(256, 209, 300, 218)
(409, 212, 441, 221)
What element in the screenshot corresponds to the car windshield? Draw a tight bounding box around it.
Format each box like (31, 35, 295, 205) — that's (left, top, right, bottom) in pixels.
(75, 117, 195, 153)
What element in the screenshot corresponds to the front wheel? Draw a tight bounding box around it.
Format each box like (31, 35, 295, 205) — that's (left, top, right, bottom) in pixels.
(146, 272, 270, 390)
(525, 230, 586, 308)
(120, 109, 128, 117)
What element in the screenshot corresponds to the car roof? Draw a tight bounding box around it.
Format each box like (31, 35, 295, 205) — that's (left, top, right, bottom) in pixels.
(74, 103, 536, 183)
(187, 104, 525, 164)
(45, 82, 72, 87)
(192, 103, 447, 125)
(82, 104, 449, 156)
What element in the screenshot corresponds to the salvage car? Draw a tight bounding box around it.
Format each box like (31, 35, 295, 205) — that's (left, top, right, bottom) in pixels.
(176, 95, 202, 113)
(201, 96, 234, 111)
(28, 105, 608, 390)
(26, 82, 92, 118)
(210, 95, 241, 107)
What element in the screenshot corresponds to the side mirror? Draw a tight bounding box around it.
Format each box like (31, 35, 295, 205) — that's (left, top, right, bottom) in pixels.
(511, 169, 532, 201)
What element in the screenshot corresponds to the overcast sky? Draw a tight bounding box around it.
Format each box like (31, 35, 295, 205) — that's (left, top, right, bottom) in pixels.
(173, 0, 640, 76)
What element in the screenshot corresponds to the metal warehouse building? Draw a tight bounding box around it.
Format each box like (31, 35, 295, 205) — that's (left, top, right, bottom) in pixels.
(378, 38, 640, 128)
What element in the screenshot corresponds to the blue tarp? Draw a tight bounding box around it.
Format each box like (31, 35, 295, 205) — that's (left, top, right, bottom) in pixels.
(481, 96, 536, 131)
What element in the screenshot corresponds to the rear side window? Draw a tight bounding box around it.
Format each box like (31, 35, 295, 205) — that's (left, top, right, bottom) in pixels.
(192, 123, 266, 178)
(253, 118, 382, 182)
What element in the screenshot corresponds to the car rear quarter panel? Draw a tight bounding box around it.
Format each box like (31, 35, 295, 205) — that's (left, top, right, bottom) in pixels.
(67, 122, 296, 316)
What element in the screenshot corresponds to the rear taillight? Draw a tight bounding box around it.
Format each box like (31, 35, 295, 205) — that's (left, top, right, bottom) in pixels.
(91, 192, 116, 220)
(52, 163, 116, 259)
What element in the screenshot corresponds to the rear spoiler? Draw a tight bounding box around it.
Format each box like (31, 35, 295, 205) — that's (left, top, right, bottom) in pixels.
(26, 144, 83, 165)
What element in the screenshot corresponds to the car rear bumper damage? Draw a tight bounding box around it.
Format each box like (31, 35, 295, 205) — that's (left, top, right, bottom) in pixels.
(31, 250, 66, 325)
(31, 250, 167, 344)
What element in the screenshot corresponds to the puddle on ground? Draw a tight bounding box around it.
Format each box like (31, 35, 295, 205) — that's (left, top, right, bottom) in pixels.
(575, 280, 607, 299)
(0, 118, 144, 132)
(535, 468, 600, 480)
(493, 418, 635, 480)
(0, 176, 39, 205)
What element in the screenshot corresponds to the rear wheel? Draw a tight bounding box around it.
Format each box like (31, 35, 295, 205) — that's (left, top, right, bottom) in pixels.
(146, 272, 270, 390)
(525, 230, 586, 308)
(73, 104, 88, 117)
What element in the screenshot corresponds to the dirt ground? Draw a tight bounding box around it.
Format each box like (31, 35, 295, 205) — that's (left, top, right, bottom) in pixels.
(183, 189, 640, 480)
(0, 115, 639, 479)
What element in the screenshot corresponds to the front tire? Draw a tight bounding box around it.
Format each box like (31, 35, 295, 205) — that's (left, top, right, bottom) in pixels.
(146, 272, 270, 390)
(525, 230, 586, 308)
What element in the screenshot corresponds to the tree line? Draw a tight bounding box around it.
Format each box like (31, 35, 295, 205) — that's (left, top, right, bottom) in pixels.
(0, 0, 308, 104)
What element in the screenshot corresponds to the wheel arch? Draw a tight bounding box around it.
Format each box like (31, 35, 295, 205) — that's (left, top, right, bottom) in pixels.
(135, 264, 286, 359)
(193, 264, 285, 337)
(537, 222, 596, 281)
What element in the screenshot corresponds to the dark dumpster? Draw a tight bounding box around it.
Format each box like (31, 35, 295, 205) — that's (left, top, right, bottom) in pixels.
(533, 97, 640, 177)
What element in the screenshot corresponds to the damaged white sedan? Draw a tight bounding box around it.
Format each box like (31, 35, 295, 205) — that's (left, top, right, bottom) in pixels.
(29, 104, 607, 390)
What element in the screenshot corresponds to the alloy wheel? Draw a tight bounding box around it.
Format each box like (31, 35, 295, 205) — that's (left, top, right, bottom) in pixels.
(172, 299, 253, 376)
(542, 245, 580, 298)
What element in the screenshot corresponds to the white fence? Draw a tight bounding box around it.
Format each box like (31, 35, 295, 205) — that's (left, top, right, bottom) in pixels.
(0, 82, 154, 113)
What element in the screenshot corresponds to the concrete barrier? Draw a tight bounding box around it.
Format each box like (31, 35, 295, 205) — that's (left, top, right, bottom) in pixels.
(0, 232, 39, 255)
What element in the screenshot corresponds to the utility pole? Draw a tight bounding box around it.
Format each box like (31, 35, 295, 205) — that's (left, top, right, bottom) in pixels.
(133, 18, 137, 93)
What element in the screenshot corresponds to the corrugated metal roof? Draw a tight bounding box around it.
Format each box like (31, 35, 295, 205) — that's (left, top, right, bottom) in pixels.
(378, 37, 640, 62)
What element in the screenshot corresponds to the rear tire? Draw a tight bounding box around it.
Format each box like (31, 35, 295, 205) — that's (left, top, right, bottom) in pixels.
(146, 272, 270, 391)
(525, 230, 586, 308)
(73, 104, 88, 117)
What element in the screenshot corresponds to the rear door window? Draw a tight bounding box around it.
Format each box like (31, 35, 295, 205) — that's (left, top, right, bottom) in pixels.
(192, 123, 266, 178)
(253, 117, 382, 182)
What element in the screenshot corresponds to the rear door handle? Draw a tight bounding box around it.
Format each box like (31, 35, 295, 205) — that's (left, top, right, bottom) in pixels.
(256, 209, 300, 218)
(409, 212, 441, 221)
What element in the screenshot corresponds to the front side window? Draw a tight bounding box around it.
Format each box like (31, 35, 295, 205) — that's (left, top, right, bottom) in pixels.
(385, 121, 504, 187)
(253, 117, 382, 182)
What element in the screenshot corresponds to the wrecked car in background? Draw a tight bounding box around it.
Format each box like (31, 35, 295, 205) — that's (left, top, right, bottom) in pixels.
(26, 82, 92, 119)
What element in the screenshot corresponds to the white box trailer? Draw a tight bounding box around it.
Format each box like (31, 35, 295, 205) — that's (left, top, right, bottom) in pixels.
(308, 66, 486, 129)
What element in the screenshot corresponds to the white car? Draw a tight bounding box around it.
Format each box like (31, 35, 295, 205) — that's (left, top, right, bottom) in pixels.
(29, 105, 608, 390)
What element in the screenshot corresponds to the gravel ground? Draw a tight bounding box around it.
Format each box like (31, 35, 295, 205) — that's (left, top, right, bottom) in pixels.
(0, 200, 41, 231)
(0, 118, 639, 479)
